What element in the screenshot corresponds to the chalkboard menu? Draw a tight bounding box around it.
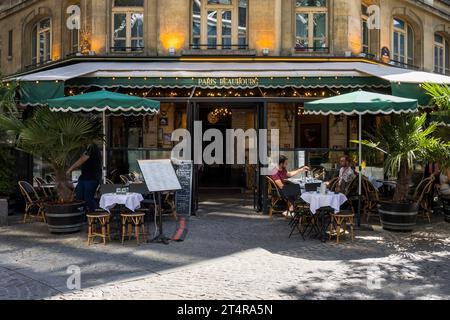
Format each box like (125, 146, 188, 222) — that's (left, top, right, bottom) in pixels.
(172, 159, 193, 216)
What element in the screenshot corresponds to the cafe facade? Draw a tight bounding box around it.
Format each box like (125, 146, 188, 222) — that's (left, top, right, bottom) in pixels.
(9, 56, 450, 211)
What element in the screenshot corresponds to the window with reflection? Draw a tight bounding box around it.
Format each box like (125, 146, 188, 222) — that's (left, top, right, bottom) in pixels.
(295, 0, 328, 52)
(191, 0, 247, 50)
(434, 34, 450, 75)
(392, 18, 414, 67)
(31, 18, 51, 65)
(112, 0, 144, 52)
(361, 4, 370, 54)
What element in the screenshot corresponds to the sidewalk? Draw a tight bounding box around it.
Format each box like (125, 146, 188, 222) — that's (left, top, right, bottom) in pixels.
(1, 196, 450, 300)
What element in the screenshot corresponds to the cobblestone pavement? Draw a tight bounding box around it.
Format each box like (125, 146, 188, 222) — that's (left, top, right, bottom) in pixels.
(1, 195, 450, 300)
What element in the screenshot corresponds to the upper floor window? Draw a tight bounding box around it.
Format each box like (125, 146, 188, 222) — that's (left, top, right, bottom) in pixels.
(434, 34, 449, 75)
(32, 18, 51, 65)
(295, 0, 328, 52)
(8, 30, 13, 58)
(191, 0, 248, 50)
(361, 4, 370, 54)
(70, 28, 79, 54)
(392, 18, 414, 67)
(112, 0, 144, 52)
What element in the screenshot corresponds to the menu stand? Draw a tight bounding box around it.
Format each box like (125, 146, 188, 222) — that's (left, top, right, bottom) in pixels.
(150, 192, 171, 245)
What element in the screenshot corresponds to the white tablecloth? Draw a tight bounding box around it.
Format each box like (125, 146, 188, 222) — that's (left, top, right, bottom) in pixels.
(301, 192, 348, 214)
(100, 193, 144, 212)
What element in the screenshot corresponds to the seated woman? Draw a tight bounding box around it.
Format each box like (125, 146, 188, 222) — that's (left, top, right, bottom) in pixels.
(440, 168, 450, 197)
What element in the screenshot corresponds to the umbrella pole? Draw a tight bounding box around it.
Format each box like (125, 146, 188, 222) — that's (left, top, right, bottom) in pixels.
(103, 111, 107, 184)
(358, 114, 362, 227)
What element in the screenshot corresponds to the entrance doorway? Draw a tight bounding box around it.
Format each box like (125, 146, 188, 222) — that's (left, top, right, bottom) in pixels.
(197, 104, 259, 194)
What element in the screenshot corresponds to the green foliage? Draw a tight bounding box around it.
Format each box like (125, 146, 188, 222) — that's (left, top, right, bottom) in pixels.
(0, 107, 103, 202)
(356, 114, 450, 201)
(0, 146, 15, 196)
(0, 81, 18, 116)
(0, 81, 17, 196)
(422, 82, 450, 111)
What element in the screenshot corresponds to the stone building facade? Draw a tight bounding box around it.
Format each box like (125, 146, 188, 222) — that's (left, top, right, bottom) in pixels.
(0, 0, 449, 76)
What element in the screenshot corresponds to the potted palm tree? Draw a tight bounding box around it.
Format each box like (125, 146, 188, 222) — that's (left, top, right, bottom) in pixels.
(0, 107, 103, 233)
(360, 114, 450, 231)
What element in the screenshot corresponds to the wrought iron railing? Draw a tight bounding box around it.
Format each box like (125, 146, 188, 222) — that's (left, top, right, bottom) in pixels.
(189, 44, 249, 50)
(110, 46, 145, 52)
(294, 46, 330, 53)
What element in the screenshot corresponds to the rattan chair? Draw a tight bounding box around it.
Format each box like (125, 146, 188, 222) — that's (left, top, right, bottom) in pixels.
(33, 177, 51, 199)
(362, 177, 380, 223)
(266, 176, 287, 219)
(120, 175, 132, 185)
(413, 175, 436, 223)
(18, 181, 46, 223)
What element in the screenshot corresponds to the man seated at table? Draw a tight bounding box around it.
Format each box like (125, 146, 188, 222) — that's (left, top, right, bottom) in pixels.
(336, 155, 356, 193)
(271, 155, 311, 190)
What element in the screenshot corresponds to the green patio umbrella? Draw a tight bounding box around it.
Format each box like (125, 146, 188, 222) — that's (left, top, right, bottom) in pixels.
(48, 90, 160, 183)
(305, 90, 418, 226)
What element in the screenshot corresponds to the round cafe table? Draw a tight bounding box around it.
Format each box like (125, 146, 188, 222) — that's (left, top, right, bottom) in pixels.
(301, 191, 348, 214)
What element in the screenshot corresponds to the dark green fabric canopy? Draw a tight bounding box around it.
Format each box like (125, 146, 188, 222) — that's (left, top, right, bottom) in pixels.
(304, 91, 418, 115)
(47, 90, 160, 114)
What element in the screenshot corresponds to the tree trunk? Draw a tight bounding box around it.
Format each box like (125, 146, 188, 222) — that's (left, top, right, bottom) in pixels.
(394, 162, 411, 202)
(54, 168, 74, 203)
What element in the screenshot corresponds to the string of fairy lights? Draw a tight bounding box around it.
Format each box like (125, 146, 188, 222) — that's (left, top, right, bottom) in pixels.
(57, 75, 393, 98)
(65, 87, 348, 98)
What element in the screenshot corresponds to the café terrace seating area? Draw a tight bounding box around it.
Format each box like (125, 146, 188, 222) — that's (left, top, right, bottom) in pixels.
(15, 161, 450, 246)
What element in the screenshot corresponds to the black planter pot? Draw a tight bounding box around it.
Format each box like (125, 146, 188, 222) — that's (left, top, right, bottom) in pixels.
(44, 202, 86, 234)
(441, 197, 450, 223)
(378, 201, 419, 232)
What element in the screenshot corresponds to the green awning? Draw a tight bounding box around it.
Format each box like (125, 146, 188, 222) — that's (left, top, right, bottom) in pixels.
(391, 83, 432, 107)
(20, 81, 65, 106)
(304, 90, 418, 115)
(47, 90, 160, 114)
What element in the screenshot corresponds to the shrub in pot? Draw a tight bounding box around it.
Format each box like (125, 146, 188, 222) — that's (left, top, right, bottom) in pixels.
(0, 107, 103, 233)
(360, 114, 450, 231)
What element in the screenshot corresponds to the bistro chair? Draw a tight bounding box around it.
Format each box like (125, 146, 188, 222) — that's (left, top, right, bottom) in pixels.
(45, 174, 56, 184)
(121, 212, 146, 245)
(120, 175, 132, 185)
(86, 212, 111, 246)
(281, 183, 313, 239)
(105, 178, 114, 185)
(328, 177, 339, 192)
(329, 210, 355, 244)
(33, 177, 51, 199)
(266, 176, 287, 219)
(362, 177, 380, 223)
(311, 167, 326, 180)
(162, 192, 178, 221)
(18, 181, 46, 223)
(413, 175, 435, 223)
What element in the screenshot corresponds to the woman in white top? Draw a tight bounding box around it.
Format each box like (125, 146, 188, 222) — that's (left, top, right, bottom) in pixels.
(440, 168, 450, 196)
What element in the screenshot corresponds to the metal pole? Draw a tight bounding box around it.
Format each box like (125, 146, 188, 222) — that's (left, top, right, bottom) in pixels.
(103, 110, 107, 184)
(358, 114, 362, 227)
